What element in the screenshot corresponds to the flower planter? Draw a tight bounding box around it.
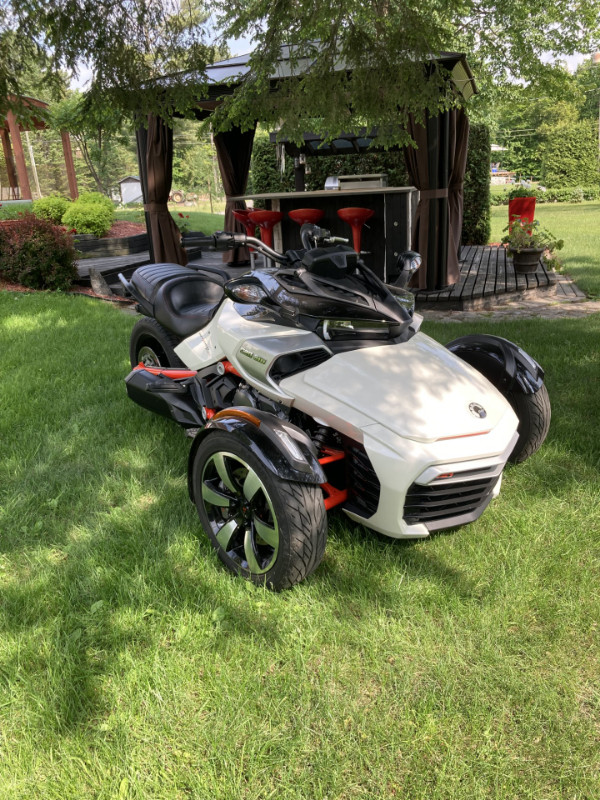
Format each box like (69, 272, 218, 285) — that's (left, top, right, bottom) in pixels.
(511, 247, 545, 274)
(508, 196, 536, 230)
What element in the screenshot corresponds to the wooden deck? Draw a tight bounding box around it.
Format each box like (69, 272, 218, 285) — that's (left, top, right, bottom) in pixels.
(413, 245, 557, 310)
(78, 244, 567, 309)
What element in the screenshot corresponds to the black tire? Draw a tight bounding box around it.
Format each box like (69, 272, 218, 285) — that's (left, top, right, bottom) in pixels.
(506, 383, 551, 463)
(192, 431, 327, 590)
(129, 317, 185, 369)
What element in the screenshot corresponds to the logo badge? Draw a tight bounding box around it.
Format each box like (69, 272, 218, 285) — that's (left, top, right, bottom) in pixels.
(469, 402, 487, 419)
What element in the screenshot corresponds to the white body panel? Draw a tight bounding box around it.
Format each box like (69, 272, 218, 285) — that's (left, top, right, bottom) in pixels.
(175, 302, 520, 540)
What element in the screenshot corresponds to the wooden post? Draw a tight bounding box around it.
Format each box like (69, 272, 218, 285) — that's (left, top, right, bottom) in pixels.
(6, 110, 32, 200)
(25, 131, 42, 199)
(61, 131, 79, 199)
(0, 127, 19, 198)
(294, 158, 306, 191)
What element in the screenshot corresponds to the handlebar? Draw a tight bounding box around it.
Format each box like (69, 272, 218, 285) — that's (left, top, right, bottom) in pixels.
(300, 223, 349, 250)
(181, 231, 288, 265)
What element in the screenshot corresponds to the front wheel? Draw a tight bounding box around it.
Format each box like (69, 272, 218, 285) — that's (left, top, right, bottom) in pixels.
(129, 317, 185, 369)
(192, 432, 327, 590)
(506, 383, 551, 463)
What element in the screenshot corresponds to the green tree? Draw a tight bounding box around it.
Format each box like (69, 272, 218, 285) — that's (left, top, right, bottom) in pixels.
(50, 92, 137, 195)
(211, 0, 600, 145)
(1, 0, 216, 118)
(3, 0, 600, 147)
(574, 57, 600, 125)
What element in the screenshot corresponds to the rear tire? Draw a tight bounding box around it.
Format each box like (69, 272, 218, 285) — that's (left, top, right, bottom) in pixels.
(192, 431, 327, 590)
(129, 317, 185, 369)
(506, 383, 551, 463)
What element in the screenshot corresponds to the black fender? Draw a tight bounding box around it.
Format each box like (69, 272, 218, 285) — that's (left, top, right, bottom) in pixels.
(446, 334, 545, 396)
(188, 408, 326, 502)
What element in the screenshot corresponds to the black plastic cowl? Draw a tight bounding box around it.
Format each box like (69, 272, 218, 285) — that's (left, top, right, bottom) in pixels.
(446, 334, 545, 395)
(125, 368, 204, 428)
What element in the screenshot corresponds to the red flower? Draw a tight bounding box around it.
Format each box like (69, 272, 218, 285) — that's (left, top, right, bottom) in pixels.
(185, 215, 189, 218)
(178, 212, 184, 218)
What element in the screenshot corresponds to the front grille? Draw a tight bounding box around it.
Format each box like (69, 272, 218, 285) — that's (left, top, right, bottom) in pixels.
(270, 348, 331, 382)
(347, 446, 380, 517)
(403, 475, 499, 531)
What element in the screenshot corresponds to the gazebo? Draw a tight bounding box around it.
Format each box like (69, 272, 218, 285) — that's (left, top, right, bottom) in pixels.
(135, 49, 477, 291)
(1, 96, 78, 201)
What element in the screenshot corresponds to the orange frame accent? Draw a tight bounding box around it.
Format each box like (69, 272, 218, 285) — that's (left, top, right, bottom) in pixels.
(321, 483, 348, 510)
(221, 360, 241, 377)
(135, 364, 197, 380)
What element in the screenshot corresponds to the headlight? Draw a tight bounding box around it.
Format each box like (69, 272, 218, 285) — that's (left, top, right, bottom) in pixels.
(225, 282, 268, 304)
(322, 319, 393, 340)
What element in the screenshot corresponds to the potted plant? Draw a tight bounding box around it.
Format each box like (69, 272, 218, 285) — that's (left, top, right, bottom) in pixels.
(502, 219, 564, 273)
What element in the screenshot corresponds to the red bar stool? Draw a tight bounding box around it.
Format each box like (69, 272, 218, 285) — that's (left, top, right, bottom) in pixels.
(337, 207, 374, 253)
(288, 208, 324, 226)
(232, 208, 256, 238)
(248, 210, 283, 249)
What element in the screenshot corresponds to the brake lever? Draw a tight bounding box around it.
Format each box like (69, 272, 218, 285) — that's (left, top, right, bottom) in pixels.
(324, 236, 350, 244)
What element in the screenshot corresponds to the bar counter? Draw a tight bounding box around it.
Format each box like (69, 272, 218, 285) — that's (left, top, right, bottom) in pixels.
(234, 186, 418, 281)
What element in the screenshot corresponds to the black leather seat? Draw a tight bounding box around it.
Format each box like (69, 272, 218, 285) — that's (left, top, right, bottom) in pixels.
(130, 263, 198, 306)
(154, 273, 225, 338)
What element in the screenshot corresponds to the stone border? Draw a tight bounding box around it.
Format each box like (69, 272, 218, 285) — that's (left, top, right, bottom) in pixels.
(74, 232, 149, 257)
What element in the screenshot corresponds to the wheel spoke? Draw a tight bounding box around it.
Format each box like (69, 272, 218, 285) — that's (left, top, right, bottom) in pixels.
(243, 469, 262, 502)
(216, 517, 240, 550)
(253, 515, 278, 548)
(202, 482, 232, 507)
(243, 528, 262, 573)
(213, 453, 239, 494)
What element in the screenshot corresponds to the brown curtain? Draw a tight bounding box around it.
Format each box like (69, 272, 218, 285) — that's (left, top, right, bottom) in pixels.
(448, 108, 470, 263)
(214, 125, 256, 264)
(404, 109, 469, 290)
(404, 116, 433, 290)
(145, 114, 187, 265)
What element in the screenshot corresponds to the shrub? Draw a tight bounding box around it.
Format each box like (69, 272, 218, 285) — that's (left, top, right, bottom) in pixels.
(32, 195, 72, 224)
(540, 121, 600, 187)
(0, 213, 78, 290)
(489, 185, 600, 205)
(62, 201, 114, 236)
(76, 191, 115, 214)
(462, 123, 491, 245)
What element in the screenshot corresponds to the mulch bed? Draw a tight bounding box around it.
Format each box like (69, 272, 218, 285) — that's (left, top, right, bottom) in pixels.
(102, 220, 146, 239)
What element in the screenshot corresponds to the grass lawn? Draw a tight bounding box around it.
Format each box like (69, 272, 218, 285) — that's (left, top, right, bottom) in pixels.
(115, 206, 225, 235)
(490, 202, 600, 297)
(1, 291, 599, 799)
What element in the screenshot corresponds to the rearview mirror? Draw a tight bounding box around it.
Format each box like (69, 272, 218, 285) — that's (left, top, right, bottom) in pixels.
(393, 251, 422, 288)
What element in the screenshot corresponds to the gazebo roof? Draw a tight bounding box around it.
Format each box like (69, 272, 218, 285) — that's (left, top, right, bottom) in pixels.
(161, 46, 477, 117)
(201, 47, 476, 95)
